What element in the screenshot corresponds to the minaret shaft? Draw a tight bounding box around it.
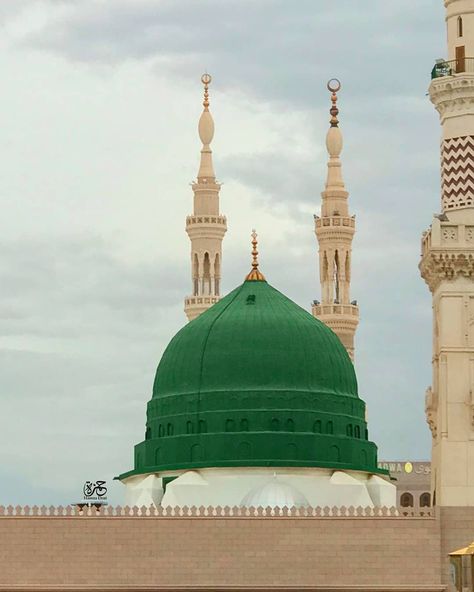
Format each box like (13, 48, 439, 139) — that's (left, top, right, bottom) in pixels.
(313, 82, 359, 361)
(184, 75, 227, 322)
(420, 0, 474, 506)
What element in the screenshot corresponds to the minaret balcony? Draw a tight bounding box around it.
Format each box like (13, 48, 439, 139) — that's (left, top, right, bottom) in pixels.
(431, 57, 474, 79)
(312, 302, 359, 318)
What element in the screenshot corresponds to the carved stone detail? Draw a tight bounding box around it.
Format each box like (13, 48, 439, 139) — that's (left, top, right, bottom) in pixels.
(425, 386, 438, 438)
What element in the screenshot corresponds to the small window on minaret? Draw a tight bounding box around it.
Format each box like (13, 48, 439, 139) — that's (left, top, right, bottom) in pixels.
(458, 16, 463, 37)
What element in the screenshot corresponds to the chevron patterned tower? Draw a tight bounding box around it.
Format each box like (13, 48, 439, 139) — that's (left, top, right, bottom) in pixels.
(420, 0, 474, 506)
(184, 74, 227, 322)
(313, 80, 359, 361)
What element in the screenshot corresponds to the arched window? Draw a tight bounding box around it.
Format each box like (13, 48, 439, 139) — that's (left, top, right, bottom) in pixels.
(287, 419, 295, 432)
(186, 421, 194, 434)
(334, 250, 340, 303)
(346, 424, 353, 437)
(313, 420, 322, 433)
(420, 492, 431, 507)
(240, 418, 249, 431)
(225, 419, 235, 432)
(167, 423, 174, 436)
(193, 253, 199, 295)
(400, 492, 414, 507)
(354, 425, 360, 439)
(198, 419, 207, 434)
(159, 424, 164, 437)
(214, 253, 220, 296)
(326, 421, 333, 435)
(458, 16, 463, 37)
(271, 418, 280, 431)
(202, 252, 211, 295)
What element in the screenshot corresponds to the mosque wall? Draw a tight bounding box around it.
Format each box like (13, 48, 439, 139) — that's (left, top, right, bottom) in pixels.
(0, 506, 443, 591)
(439, 506, 474, 589)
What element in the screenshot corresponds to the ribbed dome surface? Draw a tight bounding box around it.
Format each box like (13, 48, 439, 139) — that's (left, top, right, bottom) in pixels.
(154, 280, 357, 400)
(240, 478, 310, 509)
(120, 279, 380, 479)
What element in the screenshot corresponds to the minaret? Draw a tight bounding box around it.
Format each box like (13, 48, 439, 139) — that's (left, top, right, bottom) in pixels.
(184, 74, 227, 322)
(313, 80, 359, 361)
(420, 0, 474, 506)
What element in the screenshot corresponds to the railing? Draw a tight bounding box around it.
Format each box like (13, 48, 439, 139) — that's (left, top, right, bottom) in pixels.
(431, 57, 474, 79)
(0, 504, 434, 517)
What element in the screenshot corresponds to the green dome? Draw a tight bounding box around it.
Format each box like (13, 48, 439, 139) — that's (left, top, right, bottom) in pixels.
(120, 279, 381, 479)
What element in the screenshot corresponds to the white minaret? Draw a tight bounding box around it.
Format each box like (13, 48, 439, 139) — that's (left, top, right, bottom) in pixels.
(184, 74, 227, 322)
(313, 80, 359, 361)
(420, 0, 474, 506)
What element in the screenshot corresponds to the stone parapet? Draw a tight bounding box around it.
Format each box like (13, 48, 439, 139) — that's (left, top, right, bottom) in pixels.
(0, 504, 442, 591)
(0, 504, 434, 517)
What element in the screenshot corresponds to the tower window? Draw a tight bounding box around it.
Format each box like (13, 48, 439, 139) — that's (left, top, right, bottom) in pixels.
(458, 16, 463, 37)
(420, 492, 431, 507)
(167, 423, 174, 436)
(326, 421, 333, 435)
(346, 424, 353, 437)
(354, 425, 360, 439)
(313, 420, 322, 433)
(400, 492, 414, 507)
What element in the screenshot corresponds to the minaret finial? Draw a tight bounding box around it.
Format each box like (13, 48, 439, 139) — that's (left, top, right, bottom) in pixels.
(202, 72, 211, 109)
(245, 229, 266, 281)
(327, 78, 341, 127)
(197, 72, 215, 179)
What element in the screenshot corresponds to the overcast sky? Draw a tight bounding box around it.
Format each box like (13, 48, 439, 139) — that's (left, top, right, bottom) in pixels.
(0, 0, 445, 505)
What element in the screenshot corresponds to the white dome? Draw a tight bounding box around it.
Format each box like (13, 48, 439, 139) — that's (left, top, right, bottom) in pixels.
(240, 478, 310, 508)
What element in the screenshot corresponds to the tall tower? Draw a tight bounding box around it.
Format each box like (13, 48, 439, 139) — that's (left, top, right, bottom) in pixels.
(420, 0, 474, 506)
(184, 74, 227, 322)
(313, 80, 359, 361)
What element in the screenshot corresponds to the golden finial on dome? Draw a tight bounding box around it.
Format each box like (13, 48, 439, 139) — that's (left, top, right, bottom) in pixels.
(245, 229, 266, 281)
(327, 78, 341, 127)
(201, 72, 212, 109)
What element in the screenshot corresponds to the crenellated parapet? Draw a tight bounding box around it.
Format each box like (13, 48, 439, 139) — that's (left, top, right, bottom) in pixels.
(0, 504, 433, 517)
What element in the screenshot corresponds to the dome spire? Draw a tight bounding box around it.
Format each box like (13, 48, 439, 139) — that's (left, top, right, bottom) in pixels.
(197, 73, 215, 179)
(245, 229, 266, 281)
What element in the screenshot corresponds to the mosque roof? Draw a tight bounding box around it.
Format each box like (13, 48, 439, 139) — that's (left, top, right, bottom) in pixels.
(119, 246, 383, 481)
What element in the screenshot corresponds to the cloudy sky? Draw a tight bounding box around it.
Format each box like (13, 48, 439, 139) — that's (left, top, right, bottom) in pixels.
(0, 0, 445, 505)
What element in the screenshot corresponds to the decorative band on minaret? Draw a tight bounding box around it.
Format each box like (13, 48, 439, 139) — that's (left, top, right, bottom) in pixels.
(312, 80, 359, 361)
(184, 74, 227, 322)
(420, 0, 474, 507)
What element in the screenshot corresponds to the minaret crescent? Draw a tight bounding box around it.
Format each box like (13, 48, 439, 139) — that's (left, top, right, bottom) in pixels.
(313, 80, 359, 361)
(184, 74, 227, 322)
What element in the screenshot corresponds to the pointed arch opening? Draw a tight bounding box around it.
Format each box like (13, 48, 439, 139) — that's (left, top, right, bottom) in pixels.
(334, 250, 340, 303)
(202, 252, 211, 295)
(193, 253, 199, 295)
(458, 16, 463, 37)
(214, 253, 220, 296)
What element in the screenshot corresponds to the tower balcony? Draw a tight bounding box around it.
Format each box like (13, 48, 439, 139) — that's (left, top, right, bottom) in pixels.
(431, 57, 474, 79)
(312, 302, 359, 319)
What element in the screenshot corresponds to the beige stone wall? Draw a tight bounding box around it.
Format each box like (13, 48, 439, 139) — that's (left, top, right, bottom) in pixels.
(440, 506, 474, 590)
(0, 508, 443, 591)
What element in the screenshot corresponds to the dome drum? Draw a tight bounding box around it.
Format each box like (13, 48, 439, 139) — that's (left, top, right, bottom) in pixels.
(131, 433, 377, 474)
